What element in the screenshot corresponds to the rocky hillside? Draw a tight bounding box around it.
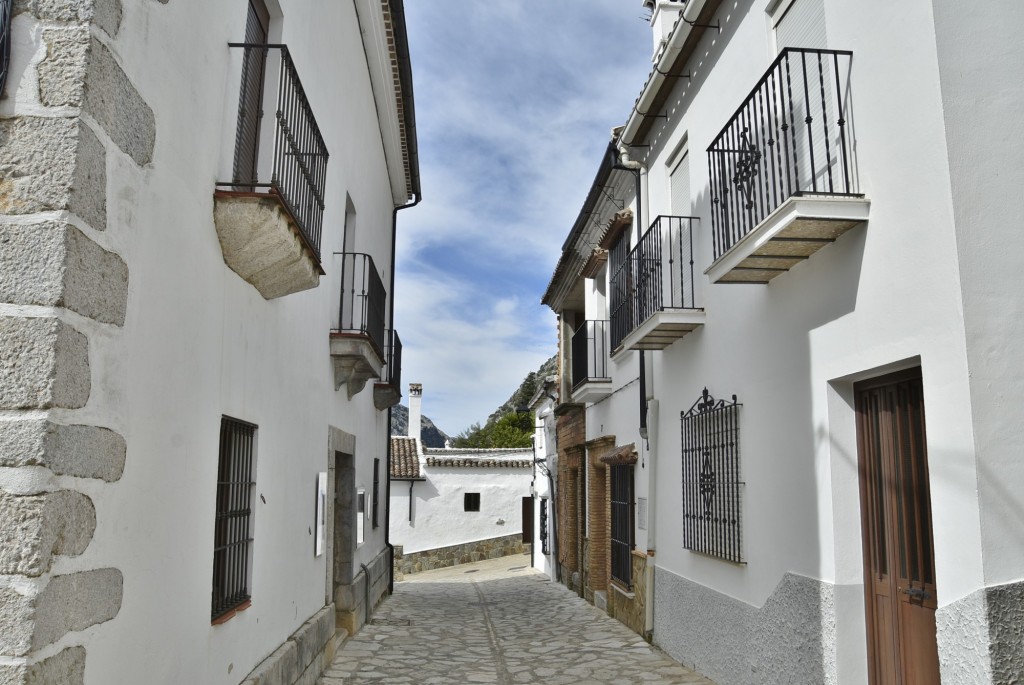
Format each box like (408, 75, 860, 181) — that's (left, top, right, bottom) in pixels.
(390, 403, 450, 448)
(485, 354, 558, 425)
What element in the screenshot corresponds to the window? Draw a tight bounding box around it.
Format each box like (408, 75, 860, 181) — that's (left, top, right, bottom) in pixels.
(609, 464, 634, 588)
(357, 488, 366, 545)
(680, 388, 743, 563)
(232, 0, 270, 186)
(372, 458, 380, 528)
(771, 0, 826, 52)
(464, 492, 480, 512)
(540, 498, 550, 555)
(608, 229, 633, 350)
(212, 416, 256, 621)
(668, 145, 691, 216)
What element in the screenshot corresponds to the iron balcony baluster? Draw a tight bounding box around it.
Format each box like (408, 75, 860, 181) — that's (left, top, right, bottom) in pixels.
(220, 44, 329, 261)
(707, 48, 859, 260)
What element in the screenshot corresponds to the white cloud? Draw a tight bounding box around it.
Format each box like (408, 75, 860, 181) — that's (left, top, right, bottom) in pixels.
(395, 1, 651, 433)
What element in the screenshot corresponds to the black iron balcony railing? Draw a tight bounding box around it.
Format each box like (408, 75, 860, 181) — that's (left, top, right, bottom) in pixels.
(382, 329, 402, 390)
(610, 216, 698, 350)
(571, 320, 610, 390)
(707, 48, 857, 259)
(219, 44, 329, 260)
(335, 253, 386, 355)
(0, 0, 11, 97)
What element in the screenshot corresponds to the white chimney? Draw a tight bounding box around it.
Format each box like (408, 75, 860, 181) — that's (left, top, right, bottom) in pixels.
(648, 0, 685, 61)
(408, 383, 423, 441)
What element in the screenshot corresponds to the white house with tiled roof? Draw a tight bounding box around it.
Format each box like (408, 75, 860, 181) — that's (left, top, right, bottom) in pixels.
(389, 385, 534, 575)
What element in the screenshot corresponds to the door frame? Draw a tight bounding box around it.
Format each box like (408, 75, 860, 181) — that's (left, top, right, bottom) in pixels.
(854, 367, 939, 684)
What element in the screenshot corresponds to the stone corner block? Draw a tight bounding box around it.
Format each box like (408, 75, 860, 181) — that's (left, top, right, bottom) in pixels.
(0, 420, 126, 482)
(0, 222, 127, 325)
(0, 318, 90, 410)
(93, 0, 123, 37)
(0, 490, 97, 576)
(33, 568, 123, 650)
(244, 639, 299, 685)
(37, 26, 90, 109)
(0, 646, 87, 684)
(0, 582, 36, 656)
(0, 119, 104, 228)
(83, 37, 154, 166)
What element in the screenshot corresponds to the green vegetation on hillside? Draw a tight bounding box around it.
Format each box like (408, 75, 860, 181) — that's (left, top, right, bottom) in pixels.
(452, 354, 556, 448)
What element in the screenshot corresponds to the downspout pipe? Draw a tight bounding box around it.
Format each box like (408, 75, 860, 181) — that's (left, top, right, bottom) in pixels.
(386, 194, 420, 597)
(360, 562, 373, 628)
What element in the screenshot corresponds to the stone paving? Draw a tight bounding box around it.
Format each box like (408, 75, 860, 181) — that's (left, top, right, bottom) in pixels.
(320, 554, 716, 685)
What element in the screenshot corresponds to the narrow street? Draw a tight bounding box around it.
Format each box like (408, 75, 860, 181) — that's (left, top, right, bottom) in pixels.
(320, 556, 715, 685)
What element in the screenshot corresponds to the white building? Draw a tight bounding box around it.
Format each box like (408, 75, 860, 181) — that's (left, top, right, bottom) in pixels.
(530, 376, 558, 579)
(390, 384, 534, 574)
(0, 1, 419, 683)
(543, 1, 1024, 683)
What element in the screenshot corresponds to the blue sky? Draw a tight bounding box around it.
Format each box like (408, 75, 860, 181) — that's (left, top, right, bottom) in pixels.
(395, 2, 653, 435)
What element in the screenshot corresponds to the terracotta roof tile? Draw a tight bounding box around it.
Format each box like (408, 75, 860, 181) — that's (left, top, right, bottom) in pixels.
(390, 437, 422, 479)
(425, 457, 533, 469)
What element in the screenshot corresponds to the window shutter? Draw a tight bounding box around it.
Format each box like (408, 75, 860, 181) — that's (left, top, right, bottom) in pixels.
(670, 151, 691, 216)
(774, 0, 826, 51)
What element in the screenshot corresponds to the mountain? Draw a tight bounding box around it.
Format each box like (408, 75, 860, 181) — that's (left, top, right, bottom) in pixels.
(485, 354, 558, 426)
(390, 403, 450, 448)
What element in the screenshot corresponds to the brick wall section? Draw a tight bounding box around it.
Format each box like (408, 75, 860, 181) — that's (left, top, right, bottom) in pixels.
(555, 405, 585, 585)
(585, 436, 616, 593)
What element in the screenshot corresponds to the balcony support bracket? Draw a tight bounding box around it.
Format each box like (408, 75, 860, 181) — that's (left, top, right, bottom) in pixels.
(330, 335, 384, 398)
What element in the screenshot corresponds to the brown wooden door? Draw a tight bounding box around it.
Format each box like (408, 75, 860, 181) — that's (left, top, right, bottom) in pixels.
(855, 369, 940, 685)
(522, 497, 533, 543)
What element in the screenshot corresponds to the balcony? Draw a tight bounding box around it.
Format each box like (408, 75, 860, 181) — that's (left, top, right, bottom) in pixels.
(706, 48, 869, 284)
(610, 216, 705, 353)
(373, 329, 403, 410)
(330, 253, 387, 398)
(571, 320, 611, 403)
(214, 44, 328, 299)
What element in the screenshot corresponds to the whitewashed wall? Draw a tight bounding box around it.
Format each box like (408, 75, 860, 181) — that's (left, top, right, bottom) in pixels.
(0, 1, 408, 683)
(562, 0, 1017, 681)
(391, 453, 533, 555)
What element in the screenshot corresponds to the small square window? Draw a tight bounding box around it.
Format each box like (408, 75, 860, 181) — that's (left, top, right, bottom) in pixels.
(464, 492, 480, 512)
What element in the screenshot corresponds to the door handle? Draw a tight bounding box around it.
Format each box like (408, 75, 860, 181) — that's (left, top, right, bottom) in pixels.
(899, 586, 932, 600)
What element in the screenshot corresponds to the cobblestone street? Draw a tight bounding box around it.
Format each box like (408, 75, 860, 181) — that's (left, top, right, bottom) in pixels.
(320, 555, 715, 685)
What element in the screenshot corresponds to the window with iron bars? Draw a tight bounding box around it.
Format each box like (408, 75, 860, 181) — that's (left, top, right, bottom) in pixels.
(610, 464, 634, 588)
(540, 497, 550, 555)
(212, 416, 257, 621)
(372, 458, 380, 529)
(680, 388, 744, 563)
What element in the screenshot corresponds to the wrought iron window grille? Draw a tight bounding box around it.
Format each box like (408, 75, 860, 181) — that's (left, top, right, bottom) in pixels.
(680, 388, 744, 564)
(707, 48, 859, 260)
(212, 416, 257, 620)
(610, 464, 635, 588)
(217, 43, 329, 261)
(540, 497, 550, 555)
